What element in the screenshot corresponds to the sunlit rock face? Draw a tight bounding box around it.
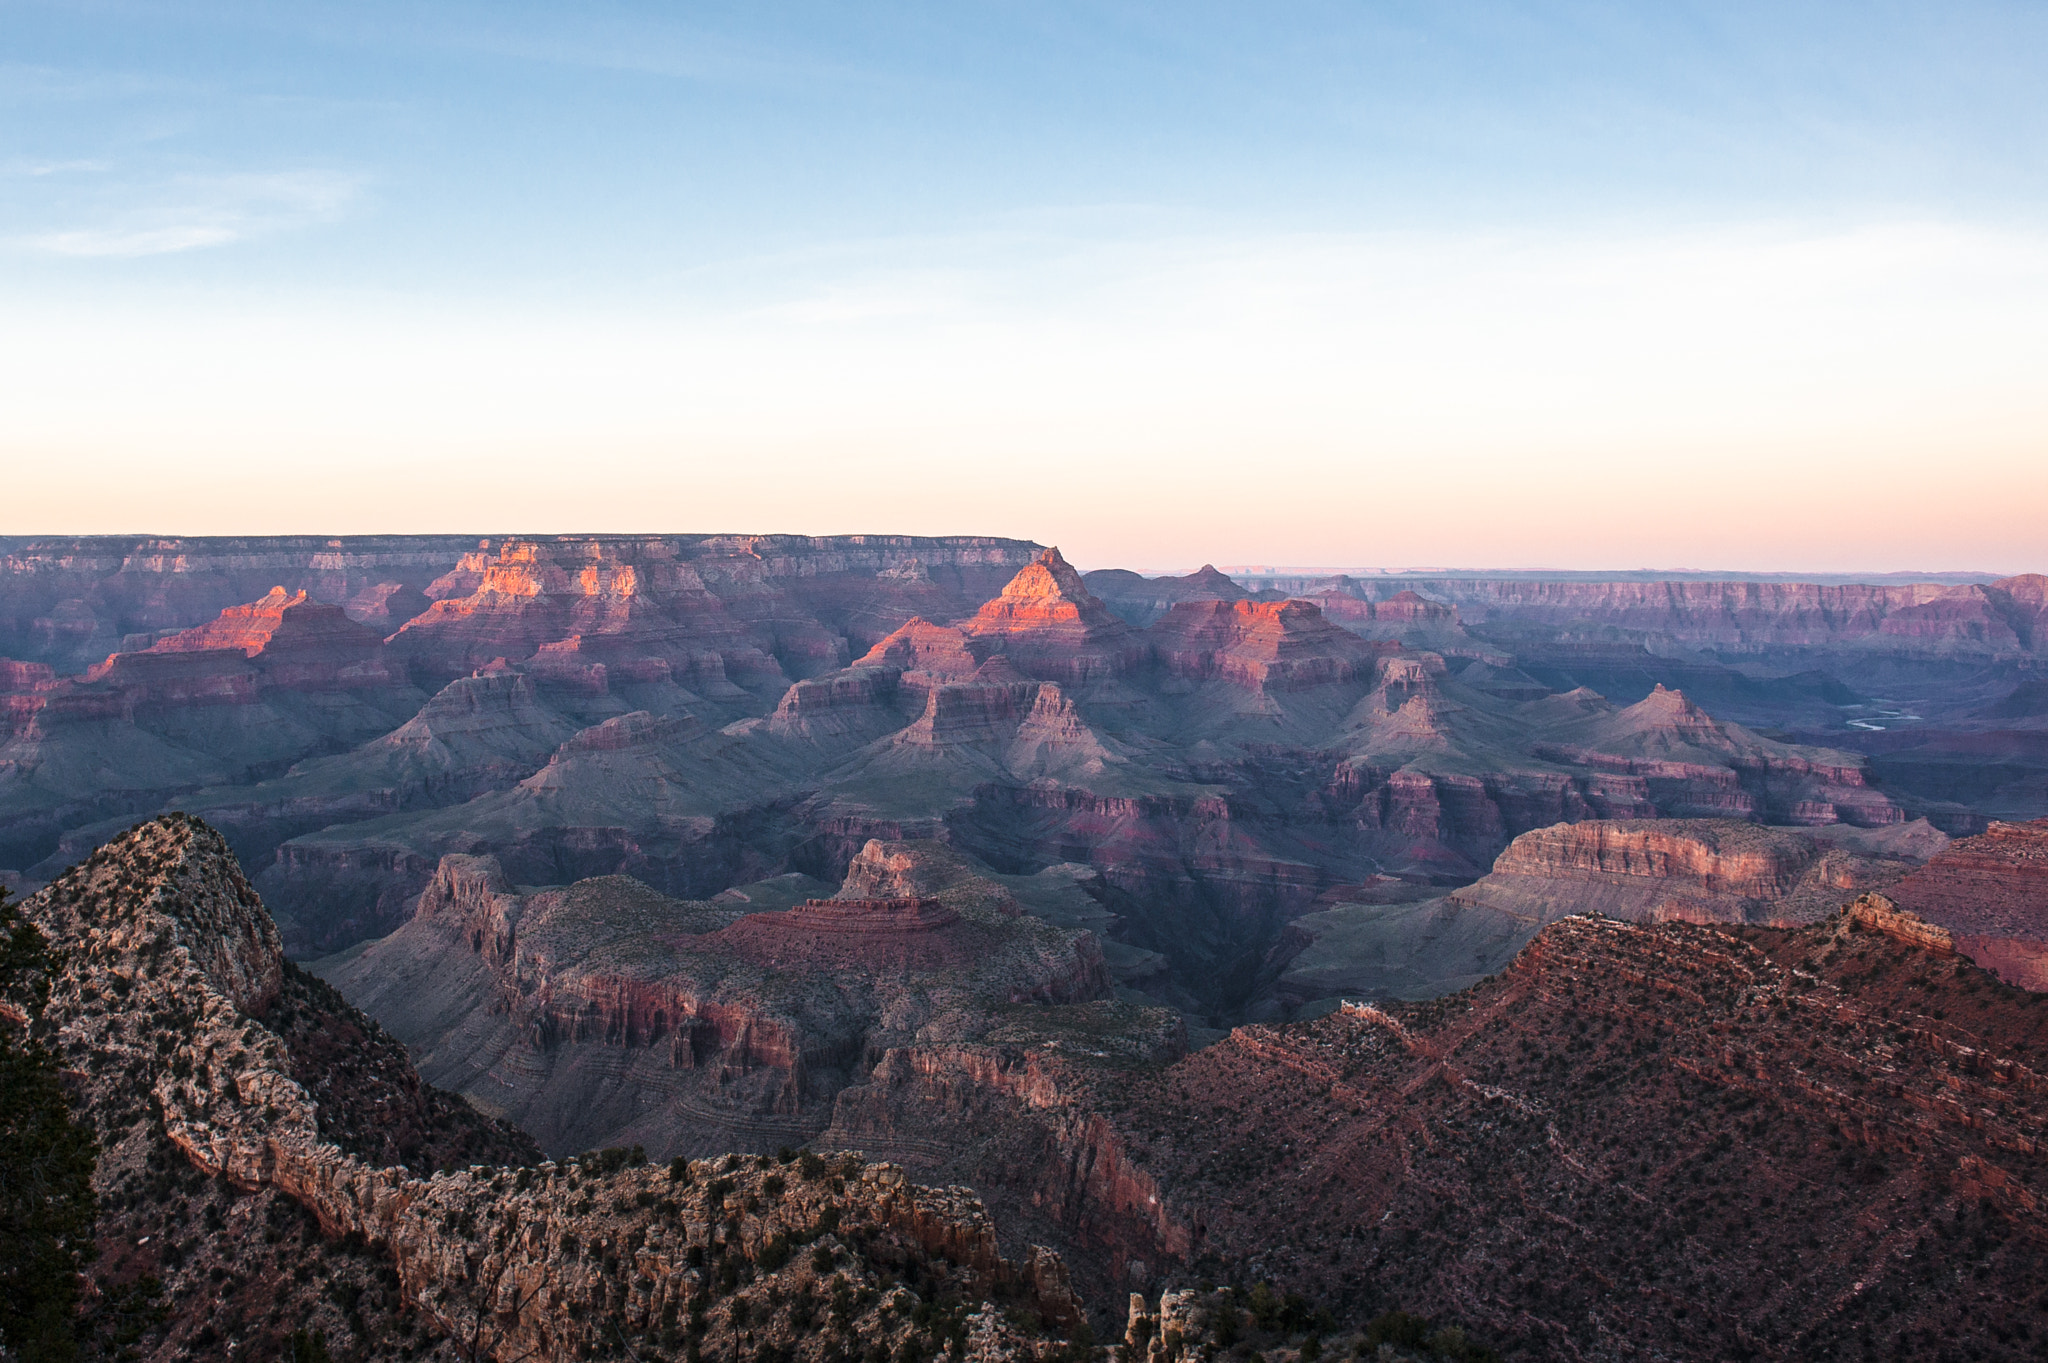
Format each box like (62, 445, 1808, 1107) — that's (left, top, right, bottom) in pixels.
(958, 547, 1148, 683)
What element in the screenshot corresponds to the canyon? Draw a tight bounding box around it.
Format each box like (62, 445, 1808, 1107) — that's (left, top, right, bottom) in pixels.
(12, 816, 1088, 1363)
(17, 809, 2048, 1361)
(7, 537, 1980, 1025)
(9, 534, 2048, 1359)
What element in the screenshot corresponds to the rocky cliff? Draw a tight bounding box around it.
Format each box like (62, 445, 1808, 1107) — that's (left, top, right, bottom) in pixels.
(1450, 816, 1939, 926)
(20, 815, 1088, 1361)
(1260, 816, 1942, 1013)
(1886, 817, 2048, 988)
(317, 838, 1117, 1158)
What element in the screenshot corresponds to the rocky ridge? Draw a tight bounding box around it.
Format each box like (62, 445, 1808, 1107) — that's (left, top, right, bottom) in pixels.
(20, 815, 1090, 1361)
(1086, 897, 2048, 1360)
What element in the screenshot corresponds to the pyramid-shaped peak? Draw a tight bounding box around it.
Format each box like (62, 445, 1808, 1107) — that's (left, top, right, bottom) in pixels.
(970, 547, 1121, 632)
(996, 546, 1097, 605)
(1619, 684, 1727, 736)
(145, 586, 363, 658)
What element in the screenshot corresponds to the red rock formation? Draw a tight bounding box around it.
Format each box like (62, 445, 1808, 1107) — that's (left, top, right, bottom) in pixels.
(323, 840, 1115, 1157)
(853, 617, 980, 672)
(713, 898, 974, 971)
(1448, 818, 1931, 927)
(1886, 818, 2048, 987)
(144, 585, 400, 689)
(1148, 598, 1383, 691)
(959, 548, 1146, 684)
(0, 534, 480, 674)
(384, 536, 1040, 697)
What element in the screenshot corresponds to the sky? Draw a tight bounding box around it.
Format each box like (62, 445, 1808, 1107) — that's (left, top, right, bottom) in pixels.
(3, 1, 2046, 574)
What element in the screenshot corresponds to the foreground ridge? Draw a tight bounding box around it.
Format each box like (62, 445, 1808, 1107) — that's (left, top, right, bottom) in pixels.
(1093, 896, 2048, 1360)
(23, 816, 1084, 1362)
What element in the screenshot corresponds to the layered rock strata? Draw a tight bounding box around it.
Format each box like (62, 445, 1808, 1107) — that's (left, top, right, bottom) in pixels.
(21, 815, 1087, 1361)
(317, 839, 1116, 1157)
(1886, 817, 2048, 988)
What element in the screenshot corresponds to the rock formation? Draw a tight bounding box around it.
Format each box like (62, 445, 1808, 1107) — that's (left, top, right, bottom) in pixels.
(316, 838, 1116, 1158)
(19, 815, 1088, 1361)
(4, 540, 2026, 1033)
(1091, 903, 2048, 1361)
(1263, 817, 1942, 1011)
(959, 548, 1146, 684)
(1885, 817, 2048, 988)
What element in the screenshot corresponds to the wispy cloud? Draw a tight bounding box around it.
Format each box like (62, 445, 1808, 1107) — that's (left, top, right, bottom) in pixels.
(20, 169, 364, 257)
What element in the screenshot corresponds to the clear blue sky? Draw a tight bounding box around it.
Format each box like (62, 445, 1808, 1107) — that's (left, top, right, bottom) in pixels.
(6, 2, 2047, 571)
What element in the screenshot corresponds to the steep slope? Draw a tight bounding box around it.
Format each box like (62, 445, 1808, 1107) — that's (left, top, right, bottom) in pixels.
(21, 815, 1089, 1362)
(1266, 818, 1941, 1011)
(1885, 817, 2048, 988)
(1096, 900, 2048, 1361)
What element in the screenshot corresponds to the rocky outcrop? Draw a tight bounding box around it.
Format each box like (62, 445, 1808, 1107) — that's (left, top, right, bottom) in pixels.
(1885, 818, 2048, 988)
(1148, 598, 1382, 692)
(1449, 817, 1934, 927)
(1262, 817, 1943, 1012)
(320, 839, 1116, 1158)
(959, 548, 1146, 684)
(23, 815, 1089, 1362)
